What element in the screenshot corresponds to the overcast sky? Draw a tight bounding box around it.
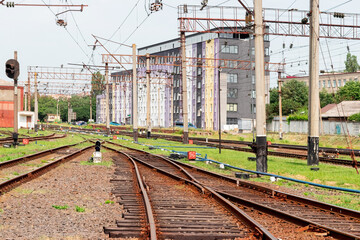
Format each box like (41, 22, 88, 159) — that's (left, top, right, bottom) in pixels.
(1, 0, 359, 87)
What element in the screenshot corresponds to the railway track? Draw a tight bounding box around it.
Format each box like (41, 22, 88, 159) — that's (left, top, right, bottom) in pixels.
(105, 140, 360, 239)
(0, 141, 90, 195)
(44, 125, 360, 167)
(0, 133, 67, 144)
(103, 144, 276, 240)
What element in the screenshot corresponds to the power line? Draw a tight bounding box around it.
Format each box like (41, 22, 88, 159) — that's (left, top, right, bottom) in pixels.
(106, 0, 142, 44)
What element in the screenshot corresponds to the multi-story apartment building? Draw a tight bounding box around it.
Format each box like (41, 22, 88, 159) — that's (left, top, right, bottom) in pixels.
(282, 72, 360, 93)
(97, 30, 270, 130)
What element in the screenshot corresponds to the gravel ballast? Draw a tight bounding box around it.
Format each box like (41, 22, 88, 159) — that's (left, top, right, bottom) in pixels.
(0, 149, 122, 239)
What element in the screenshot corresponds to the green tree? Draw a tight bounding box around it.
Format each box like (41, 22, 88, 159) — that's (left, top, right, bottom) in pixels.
(344, 52, 359, 73)
(319, 89, 336, 108)
(337, 81, 360, 101)
(91, 71, 105, 96)
(266, 80, 308, 120)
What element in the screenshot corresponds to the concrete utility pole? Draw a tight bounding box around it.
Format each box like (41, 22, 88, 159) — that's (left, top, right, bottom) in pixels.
(158, 86, 161, 127)
(112, 78, 115, 122)
(67, 99, 70, 123)
(218, 68, 222, 154)
(34, 72, 38, 125)
(170, 82, 174, 128)
(105, 63, 110, 134)
(132, 44, 138, 141)
(308, 0, 320, 166)
(146, 53, 151, 138)
(278, 72, 283, 140)
(24, 83, 28, 111)
(90, 89, 93, 121)
(254, 0, 267, 172)
(180, 31, 189, 144)
(13, 51, 18, 134)
(27, 74, 31, 111)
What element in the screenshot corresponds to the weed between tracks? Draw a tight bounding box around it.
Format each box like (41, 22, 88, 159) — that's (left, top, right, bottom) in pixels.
(80, 160, 112, 167)
(52, 205, 69, 210)
(75, 206, 85, 212)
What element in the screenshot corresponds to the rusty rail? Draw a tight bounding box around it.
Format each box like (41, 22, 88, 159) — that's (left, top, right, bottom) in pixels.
(104, 143, 277, 240)
(0, 145, 91, 195)
(106, 140, 360, 240)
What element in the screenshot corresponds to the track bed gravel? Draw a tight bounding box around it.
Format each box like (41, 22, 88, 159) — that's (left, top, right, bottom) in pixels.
(0, 150, 122, 239)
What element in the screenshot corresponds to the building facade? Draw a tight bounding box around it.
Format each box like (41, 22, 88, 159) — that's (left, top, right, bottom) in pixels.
(98, 31, 270, 130)
(0, 79, 24, 128)
(282, 72, 360, 93)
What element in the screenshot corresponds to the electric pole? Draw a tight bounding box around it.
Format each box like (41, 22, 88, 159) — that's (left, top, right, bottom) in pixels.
(132, 44, 138, 141)
(24, 83, 28, 111)
(90, 89, 93, 121)
(27, 74, 31, 111)
(254, 0, 267, 172)
(146, 53, 151, 138)
(105, 63, 110, 134)
(181, 31, 189, 144)
(308, 0, 320, 166)
(278, 72, 283, 140)
(34, 72, 38, 127)
(112, 77, 115, 122)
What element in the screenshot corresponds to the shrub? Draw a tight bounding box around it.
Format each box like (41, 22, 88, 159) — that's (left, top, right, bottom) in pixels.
(349, 113, 360, 122)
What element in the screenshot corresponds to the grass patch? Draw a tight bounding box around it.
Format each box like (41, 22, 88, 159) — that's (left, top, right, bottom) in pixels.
(80, 161, 112, 167)
(52, 205, 68, 210)
(41, 160, 48, 164)
(75, 205, 85, 212)
(104, 200, 114, 204)
(12, 172, 19, 176)
(0, 131, 87, 163)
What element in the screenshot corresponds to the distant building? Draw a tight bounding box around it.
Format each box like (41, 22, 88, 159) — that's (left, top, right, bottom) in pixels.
(0, 79, 24, 128)
(46, 114, 61, 122)
(282, 72, 360, 93)
(321, 101, 360, 121)
(100, 29, 270, 130)
(96, 94, 106, 123)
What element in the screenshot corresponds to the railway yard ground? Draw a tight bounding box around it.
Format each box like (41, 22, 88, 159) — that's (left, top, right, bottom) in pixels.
(1, 126, 360, 239)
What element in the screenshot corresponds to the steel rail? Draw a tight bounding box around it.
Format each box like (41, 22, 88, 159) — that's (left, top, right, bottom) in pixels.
(0, 145, 91, 195)
(107, 148, 157, 240)
(0, 141, 86, 170)
(106, 141, 360, 240)
(103, 143, 277, 240)
(0, 133, 66, 144)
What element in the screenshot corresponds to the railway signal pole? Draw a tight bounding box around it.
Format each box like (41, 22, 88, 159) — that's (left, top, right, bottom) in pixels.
(254, 0, 267, 172)
(308, 0, 320, 166)
(278, 72, 283, 140)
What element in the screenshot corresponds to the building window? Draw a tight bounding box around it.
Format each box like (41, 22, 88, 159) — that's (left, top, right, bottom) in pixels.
(344, 79, 347, 85)
(338, 79, 342, 87)
(197, 68, 202, 76)
(251, 75, 255, 84)
(251, 47, 255, 56)
(227, 103, 238, 112)
(228, 88, 238, 98)
(226, 118, 238, 124)
(265, 48, 269, 56)
(328, 80, 331, 88)
(221, 45, 239, 54)
(252, 90, 256, 98)
(355, 77, 358, 82)
(333, 80, 336, 87)
(251, 104, 256, 114)
(227, 73, 238, 83)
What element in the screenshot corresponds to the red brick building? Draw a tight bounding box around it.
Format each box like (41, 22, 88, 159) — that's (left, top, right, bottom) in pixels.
(0, 79, 24, 128)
